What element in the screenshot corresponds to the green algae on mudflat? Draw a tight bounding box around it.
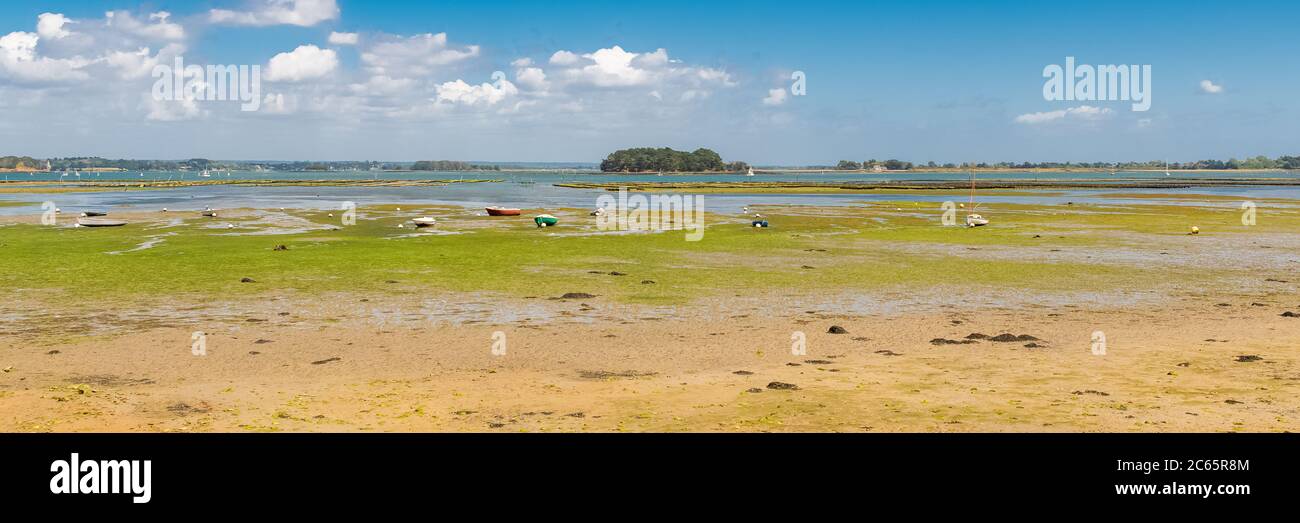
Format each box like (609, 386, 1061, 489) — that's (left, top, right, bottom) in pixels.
(0, 200, 1290, 304)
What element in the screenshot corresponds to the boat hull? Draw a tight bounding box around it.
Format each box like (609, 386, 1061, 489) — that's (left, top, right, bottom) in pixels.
(486, 207, 522, 216)
(78, 218, 126, 227)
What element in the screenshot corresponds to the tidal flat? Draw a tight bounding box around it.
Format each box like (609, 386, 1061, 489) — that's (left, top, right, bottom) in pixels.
(1, 188, 1297, 432)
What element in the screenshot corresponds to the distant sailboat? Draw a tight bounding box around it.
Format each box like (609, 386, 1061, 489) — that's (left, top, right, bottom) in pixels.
(965, 166, 989, 227)
(1164, 160, 1171, 176)
(746, 166, 755, 177)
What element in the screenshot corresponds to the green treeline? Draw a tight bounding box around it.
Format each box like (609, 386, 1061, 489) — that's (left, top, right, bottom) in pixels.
(0, 156, 43, 169)
(600, 147, 747, 172)
(828, 156, 1300, 170)
(409, 160, 501, 171)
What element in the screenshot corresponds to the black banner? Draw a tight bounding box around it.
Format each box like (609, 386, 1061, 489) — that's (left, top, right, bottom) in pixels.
(0, 433, 1291, 511)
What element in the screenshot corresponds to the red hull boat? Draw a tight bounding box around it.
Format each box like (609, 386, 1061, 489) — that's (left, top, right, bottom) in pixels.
(485, 207, 522, 216)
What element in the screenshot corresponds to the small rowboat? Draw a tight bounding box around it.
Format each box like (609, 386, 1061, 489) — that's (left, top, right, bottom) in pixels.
(965, 214, 989, 228)
(486, 207, 522, 216)
(752, 220, 769, 228)
(80, 211, 108, 217)
(534, 214, 558, 228)
(77, 218, 126, 227)
(412, 217, 437, 227)
(201, 211, 218, 217)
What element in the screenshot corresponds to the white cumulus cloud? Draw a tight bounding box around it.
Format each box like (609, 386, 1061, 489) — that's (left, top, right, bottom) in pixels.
(360, 33, 479, 77)
(36, 13, 73, 40)
(1014, 105, 1113, 124)
(144, 91, 205, 121)
(210, 0, 340, 27)
(328, 32, 358, 45)
(547, 45, 733, 91)
(762, 88, 788, 106)
(561, 46, 649, 87)
(435, 75, 519, 106)
(265, 44, 338, 82)
(1200, 80, 1224, 94)
(514, 65, 549, 91)
(105, 11, 185, 41)
(0, 11, 190, 85)
(548, 50, 580, 66)
(0, 31, 92, 83)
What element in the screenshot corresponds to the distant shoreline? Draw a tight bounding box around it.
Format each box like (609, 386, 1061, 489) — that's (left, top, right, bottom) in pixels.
(0, 179, 500, 190)
(3, 176, 1300, 192)
(557, 178, 1300, 192)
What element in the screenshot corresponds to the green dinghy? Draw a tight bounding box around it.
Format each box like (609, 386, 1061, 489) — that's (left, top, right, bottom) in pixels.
(534, 214, 558, 228)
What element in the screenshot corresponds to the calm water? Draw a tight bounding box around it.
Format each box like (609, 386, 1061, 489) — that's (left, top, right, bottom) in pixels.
(2, 170, 1299, 216)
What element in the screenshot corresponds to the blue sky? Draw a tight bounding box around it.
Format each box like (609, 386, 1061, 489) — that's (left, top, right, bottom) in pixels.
(0, 0, 1295, 164)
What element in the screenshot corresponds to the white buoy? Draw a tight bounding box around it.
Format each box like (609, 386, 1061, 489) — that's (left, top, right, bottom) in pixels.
(398, 224, 404, 229)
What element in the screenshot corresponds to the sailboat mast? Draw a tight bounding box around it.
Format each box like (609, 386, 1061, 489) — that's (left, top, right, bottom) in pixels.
(969, 163, 975, 208)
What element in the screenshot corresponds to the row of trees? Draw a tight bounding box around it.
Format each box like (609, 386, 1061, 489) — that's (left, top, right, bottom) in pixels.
(409, 161, 501, 171)
(0, 156, 42, 170)
(600, 147, 744, 172)
(829, 156, 1300, 170)
(7, 157, 503, 172)
(834, 159, 915, 171)
(9, 154, 1300, 172)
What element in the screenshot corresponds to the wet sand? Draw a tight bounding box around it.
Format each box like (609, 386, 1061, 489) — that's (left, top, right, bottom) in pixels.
(1, 289, 1297, 432)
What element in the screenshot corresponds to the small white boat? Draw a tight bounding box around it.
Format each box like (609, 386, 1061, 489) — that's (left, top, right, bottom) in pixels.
(412, 217, 437, 227)
(77, 218, 127, 227)
(746, 167, 755, 177)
